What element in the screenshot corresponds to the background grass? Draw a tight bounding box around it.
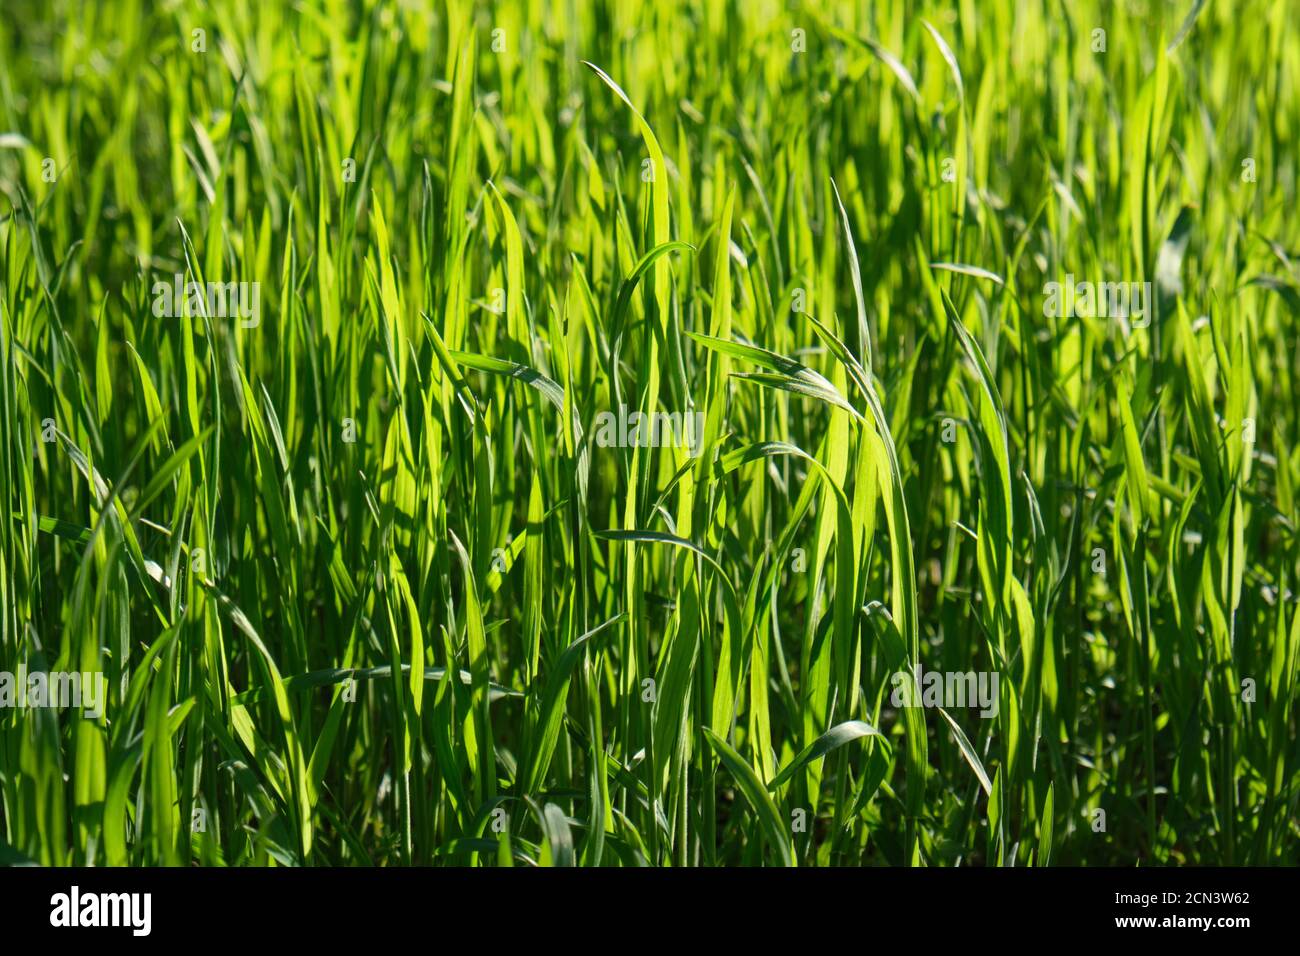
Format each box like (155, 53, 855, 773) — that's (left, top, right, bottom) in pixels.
(1, 0, 1297, 866)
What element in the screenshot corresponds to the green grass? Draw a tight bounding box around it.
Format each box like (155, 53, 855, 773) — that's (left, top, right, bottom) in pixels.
(1, 0, 1297, 866)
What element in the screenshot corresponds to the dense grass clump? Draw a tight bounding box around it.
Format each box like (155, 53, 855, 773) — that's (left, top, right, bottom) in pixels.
(1, 0, 1297, 866)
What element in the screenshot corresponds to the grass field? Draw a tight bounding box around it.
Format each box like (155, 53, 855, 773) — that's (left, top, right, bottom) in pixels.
(1, 0, 1297, 867)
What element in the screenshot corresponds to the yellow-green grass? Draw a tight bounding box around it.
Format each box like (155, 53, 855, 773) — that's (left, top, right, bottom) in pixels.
(0, 0, 1297, 865)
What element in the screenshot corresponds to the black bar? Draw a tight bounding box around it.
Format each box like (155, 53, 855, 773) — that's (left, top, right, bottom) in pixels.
(0, 865, 1286, 942)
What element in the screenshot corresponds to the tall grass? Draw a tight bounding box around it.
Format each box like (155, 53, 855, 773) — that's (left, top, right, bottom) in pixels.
(1, 0, 1297, 866)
